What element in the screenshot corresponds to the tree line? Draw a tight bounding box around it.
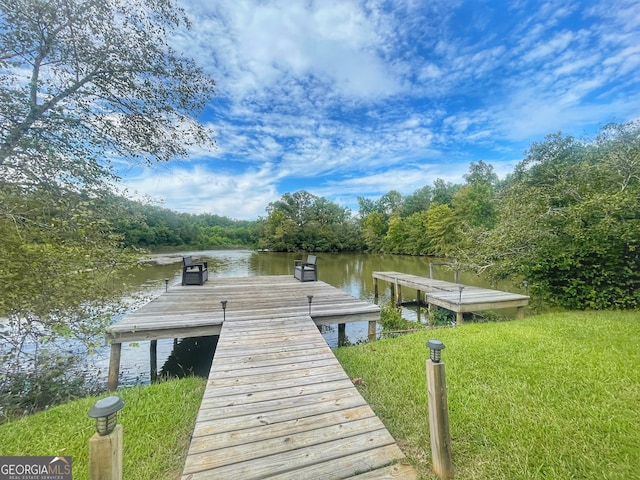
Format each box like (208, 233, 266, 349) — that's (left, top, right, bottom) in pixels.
(259, 122, 640, 311)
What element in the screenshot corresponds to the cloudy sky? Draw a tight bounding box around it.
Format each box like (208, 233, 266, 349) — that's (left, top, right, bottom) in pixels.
(123, 0, 640, 220)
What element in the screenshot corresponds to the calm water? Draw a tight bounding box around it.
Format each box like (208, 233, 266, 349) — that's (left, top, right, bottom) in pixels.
(96, 250, 526, 387)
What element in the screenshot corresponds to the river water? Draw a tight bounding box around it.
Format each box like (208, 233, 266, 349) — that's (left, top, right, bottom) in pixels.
(95, 250, 525, 387)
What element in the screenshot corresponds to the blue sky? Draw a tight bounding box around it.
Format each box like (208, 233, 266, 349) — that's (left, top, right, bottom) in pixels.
(123, 0, 640, 220)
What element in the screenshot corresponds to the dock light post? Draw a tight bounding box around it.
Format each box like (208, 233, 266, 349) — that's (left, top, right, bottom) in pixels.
(523, 280, 529, 296)
(425, 340, 453, 479)
(221, 300, 228, 321)
(164, 278, 169, 292)
(307, 295, 313, 315)
(457, 285, 464, 304)
(88, 396, 124, 480)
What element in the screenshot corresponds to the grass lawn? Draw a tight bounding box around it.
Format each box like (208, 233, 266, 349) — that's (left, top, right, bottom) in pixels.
(334, 311, 640, 479)
(1, 312, 638, 479)
(0, 377, 206, 480)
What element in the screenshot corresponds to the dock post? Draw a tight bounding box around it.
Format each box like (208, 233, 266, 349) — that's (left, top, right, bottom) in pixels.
(338, 323, 346, 346)
(374, 277, 379, 299)
(455, 311, 463, 326)
(396, 282, 402, 305)
(429, 263, 434, 278)
(150, 340, 158, 383)
(368, 320, 377, 343)
(426, 340, 453, 479)
(389, 283, 395, 306)
(107, 342, 122, 392)
(516, 306, 525, 319)
(417, 290, 422, 307)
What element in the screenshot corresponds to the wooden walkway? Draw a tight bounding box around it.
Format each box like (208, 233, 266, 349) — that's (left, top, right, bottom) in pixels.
(373, 271, 529, 325)
(106, 276, 416, 478)
(181, 313, 415, 479)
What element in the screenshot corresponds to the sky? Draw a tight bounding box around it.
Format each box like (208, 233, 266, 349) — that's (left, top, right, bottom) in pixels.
(122, 0, 640, 220)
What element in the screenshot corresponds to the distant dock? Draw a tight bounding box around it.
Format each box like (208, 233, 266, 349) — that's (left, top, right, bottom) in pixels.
(373, 271, 529, 324)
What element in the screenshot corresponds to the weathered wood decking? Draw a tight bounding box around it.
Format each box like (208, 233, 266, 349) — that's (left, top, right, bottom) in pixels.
(182, 312, 416, 479)
(106, 276, 416, 478)
(373, 271, 529, 325)
(108, 276, 379, 344)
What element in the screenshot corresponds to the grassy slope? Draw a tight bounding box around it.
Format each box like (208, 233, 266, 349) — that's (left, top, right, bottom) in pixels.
(0, 377, 206, 480)
(334, 311, 640, 480)
(1, 312, 638, 480)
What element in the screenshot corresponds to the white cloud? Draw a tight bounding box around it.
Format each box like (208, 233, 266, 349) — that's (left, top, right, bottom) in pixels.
(116, 0, 640, 219)
(123, 165, 279, 220)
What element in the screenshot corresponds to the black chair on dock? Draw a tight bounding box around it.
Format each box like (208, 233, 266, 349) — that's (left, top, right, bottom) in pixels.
(294, 255, 317, 282)
(182, 256, 208, 285)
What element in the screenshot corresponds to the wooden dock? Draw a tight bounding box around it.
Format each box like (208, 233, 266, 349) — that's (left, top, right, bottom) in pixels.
(106, 276, 381, 390)
(373, 271, 529, 325)
(106, 276, 416, 478)
(181, 312, 416, 479)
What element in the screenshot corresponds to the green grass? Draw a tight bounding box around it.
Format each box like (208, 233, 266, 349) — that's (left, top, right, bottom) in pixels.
(0, 377, 206, 480)
(334, 311, 640, 480)
(2, 312, 639, 480)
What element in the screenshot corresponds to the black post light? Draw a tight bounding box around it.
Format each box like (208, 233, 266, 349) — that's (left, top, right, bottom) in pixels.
(307, 295, 313, 315)
(88, 396, 124, 436)
(164, 278, 169, 292)
(426, 339, 446, 363)
(523, 280, 529, 296)
(221, 300, 228, 321)
(458, 285, 464, 304)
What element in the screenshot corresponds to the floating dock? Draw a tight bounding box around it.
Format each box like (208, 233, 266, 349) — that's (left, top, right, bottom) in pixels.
(373, 271, 529, 324)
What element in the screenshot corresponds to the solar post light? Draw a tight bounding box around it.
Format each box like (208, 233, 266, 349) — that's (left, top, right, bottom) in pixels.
(88, 396, 124, 479)
(426, 339, 446, 363)
(307, 295, 313, 315)
(164, 278, 169, 292)
(221, 300, 228, 321)
(425, 339, 453, 479)
(457, 285, 464, 304)
(523, 280, 529, 295)
(88, 396, 124, 436)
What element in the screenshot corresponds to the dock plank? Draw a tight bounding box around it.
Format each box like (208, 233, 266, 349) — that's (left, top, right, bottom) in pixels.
(181, 309, 414, 478)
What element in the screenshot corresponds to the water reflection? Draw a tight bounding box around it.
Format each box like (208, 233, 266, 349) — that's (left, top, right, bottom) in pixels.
(160, 336, 219, 379)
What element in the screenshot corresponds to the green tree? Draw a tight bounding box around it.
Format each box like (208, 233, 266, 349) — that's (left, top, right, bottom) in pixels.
(425, 204, 456, 256)
(260, 191, 355, 252)
(474, 123, 640, 309)
(463, 160, 499, 187)
(0, 0, 216, 412)
(362, 212, 387, 252)
(0, 0, 215, 189)
(404, 211, 431, 255)
(432, 178, 460, 206)
(403, 185, 432, 216)
(384, 214, 407, 253)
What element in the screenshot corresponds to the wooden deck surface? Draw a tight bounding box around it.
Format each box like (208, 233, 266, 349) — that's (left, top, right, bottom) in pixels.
(108, 276, 380, 343)
(373, 271, 529, 324)
(181, 313, 415, 479)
